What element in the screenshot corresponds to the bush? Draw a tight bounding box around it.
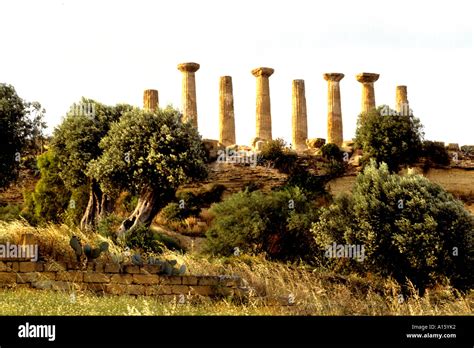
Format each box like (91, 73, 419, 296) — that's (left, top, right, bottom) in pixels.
(320, 143, 343, 161)
(311, 160, 474, 292)
(259, 138, 298, 174)
(205, 187, 320, 263)
(161, 184, 226, 222)
(0, 204, 22, 222)
(422, 140, 450, 167)
(124, 225, 165, 254)
(96, 213, 123, 239)
(22, 151, 70, 225)
(355, 106, 423, 172)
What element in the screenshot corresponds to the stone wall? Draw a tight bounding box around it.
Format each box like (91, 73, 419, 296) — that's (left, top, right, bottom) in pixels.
(0, 260, 244, 299)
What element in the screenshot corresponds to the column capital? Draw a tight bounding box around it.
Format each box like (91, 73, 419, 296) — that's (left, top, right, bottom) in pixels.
(396, 85, 407, 91)
(251, 67, 274, 78)
(356, 72, 379, 83)
(324, 73, 344, 82)
(177, 62, 200, 73)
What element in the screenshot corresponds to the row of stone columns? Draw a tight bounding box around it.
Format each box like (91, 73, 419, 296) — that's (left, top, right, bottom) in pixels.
(149, 63, 409, 149)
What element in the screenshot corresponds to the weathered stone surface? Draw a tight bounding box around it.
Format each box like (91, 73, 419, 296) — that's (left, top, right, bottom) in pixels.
(143, 89, 159, 111)
(83, 272, 110, 283)
(94, 263, 105, 272)
(219, 76, 236, 146)
(82, 283, 106, 293)
(104, 263, 121, 273)
(16, 272, 40, 283)
(306, 138, 326, 149)
(203, 139, 224, 162)
(110, 274, 134, 284)
(356, 72, 379, 114)
(182, 276, 198, 286)
(45, 261, 66, 272)
(292, 80, 308, 151)
(128, 284, 145, 296)
(106, 283, 127, 295)
(161, 276, 182, 285)
(9, 262, 19, 272)
(0, 272, 17, 285)
(171, 285, 189, 295)
(178, 62, 200, 128)
(140, 264, 161, 274)
(396, 85, 409, 115)
(190, 285, 214, 296)
(56, 271, 83, 282)
(124, 265, 140, 274)
(35, 262, 44, 272)
(133, 274, 160, 285)
(0, 261, 7, 272)
(252, 67, 274, 141)
(324, 73, 344, 147)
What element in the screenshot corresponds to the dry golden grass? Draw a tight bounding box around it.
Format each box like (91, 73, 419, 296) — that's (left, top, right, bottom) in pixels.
(0, 221, 472, 315)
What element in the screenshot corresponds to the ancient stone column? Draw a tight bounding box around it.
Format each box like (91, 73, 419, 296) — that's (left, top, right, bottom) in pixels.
(324, 73, 344, 147)
(177, 62, 200, 128)
(251, 67, 274, 141)
(396, 85, 409, 115)
(143, 89, 159, 111)
(356, 72, 379, 114)
(219, 76, 236, 146)
(292, 79, 308, 151)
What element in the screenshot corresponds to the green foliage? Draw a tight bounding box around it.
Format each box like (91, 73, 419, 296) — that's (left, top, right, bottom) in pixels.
(125, 225, 165, 254)
(205, 187, 319, 262)
(22, 150, 70, 224)
(422, 140, 450, 167)
(283, 169, 328, 199)
(161, 184, 226, 222)
(96, 213, 123, 239)
(311, 160, 474, 292)
(355, 106, 423, 172)
(259, 138, 298, 173)
(0, 204, 22, 221)
(51, 99, 133, 190)
(0, 84, 46, 188)
(88, 106, 208, 196)
(320, 143, 343, 161)
(160, 203, 184, 222)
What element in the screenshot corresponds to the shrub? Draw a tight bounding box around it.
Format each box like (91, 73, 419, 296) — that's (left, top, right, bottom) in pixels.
(355, 106, 423, 172)
(422, 140, 450, 167)
(161, 184, 226, 223)
(259, 138, 298, 173)
(320, 143, 343, 161)
(205, 187, 320, 263)
(0, 204, 22, 222)
(22, 151, 70, 225)
(311, 160, 474, 292)
(124, 224, 165, 254)
(96, 213, 123, 239)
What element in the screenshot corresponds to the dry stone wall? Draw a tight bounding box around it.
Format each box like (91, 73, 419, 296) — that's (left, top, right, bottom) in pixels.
(0, 260, 244, 299)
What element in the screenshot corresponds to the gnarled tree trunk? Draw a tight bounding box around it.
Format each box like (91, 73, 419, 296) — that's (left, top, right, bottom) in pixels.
(117, 187, 173, 240)
(80, 179, 114, 231)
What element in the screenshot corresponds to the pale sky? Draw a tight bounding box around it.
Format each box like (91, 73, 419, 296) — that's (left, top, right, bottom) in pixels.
(0, 0, 472, 146)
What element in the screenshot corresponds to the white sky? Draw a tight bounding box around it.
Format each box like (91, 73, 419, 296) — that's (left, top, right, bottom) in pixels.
(0, 0, 472, 146)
